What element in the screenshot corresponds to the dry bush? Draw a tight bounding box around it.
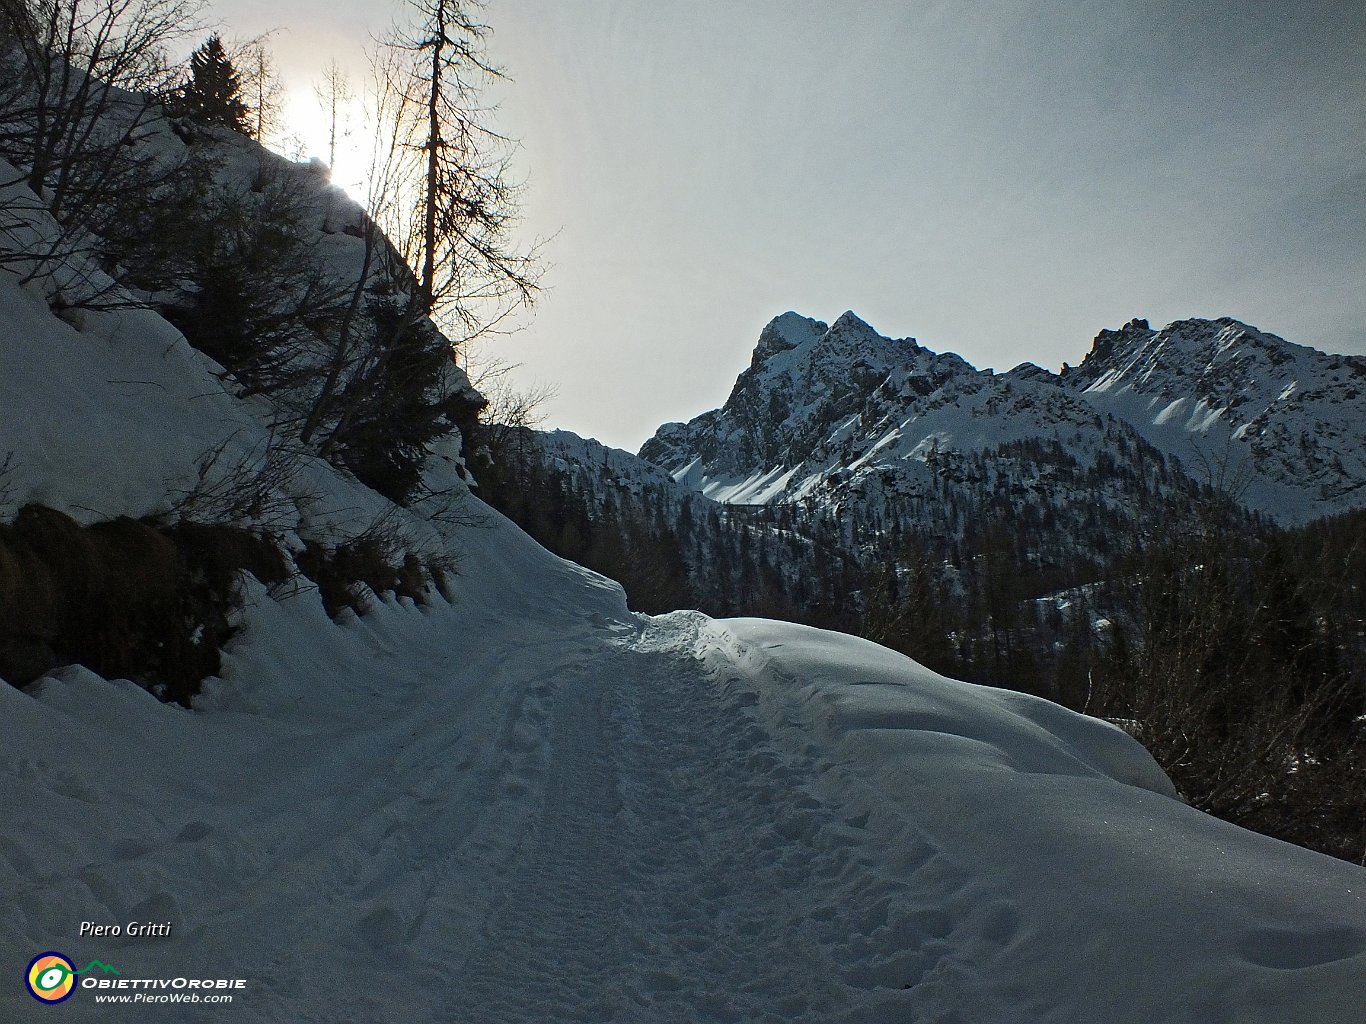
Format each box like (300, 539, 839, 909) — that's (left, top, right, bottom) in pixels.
(1, 504, 291, 705)
(0, 521, 62, 681)
(296, 535, 395, 618)
(164, 520, 289, 592)
(167, 433, 305, 527)
(294, 514, 454, 617)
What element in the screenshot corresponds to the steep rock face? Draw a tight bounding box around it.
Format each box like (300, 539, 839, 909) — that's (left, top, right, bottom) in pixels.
(1063, 318, 1366, 522)
(647, 311, 976, 501)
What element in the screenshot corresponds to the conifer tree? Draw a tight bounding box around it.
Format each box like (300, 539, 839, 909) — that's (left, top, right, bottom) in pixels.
(179, 34, 250, 132)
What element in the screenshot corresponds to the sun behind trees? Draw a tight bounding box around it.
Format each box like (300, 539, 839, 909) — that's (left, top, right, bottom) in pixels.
(0, 0, 537, 502)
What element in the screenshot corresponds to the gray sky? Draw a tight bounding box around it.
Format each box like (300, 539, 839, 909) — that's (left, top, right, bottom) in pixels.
(218, 0, 1365, 452)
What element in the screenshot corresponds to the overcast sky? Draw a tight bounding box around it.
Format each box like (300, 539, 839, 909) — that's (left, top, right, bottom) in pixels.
(218, 0, 1365, 452)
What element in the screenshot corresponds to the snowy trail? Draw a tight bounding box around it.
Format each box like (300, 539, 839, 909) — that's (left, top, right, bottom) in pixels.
(426, 609, 1127, 1024)
(1, 583, 964, 1021)
(4, 529, 1366, 1023)
(433, 612, 924, 1023)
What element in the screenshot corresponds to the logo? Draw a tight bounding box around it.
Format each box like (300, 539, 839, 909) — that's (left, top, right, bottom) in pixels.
(26, 952, 77, 1004)
(22, 952, 244, 1005)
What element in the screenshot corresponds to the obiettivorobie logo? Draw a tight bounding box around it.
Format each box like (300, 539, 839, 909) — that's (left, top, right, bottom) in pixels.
(25, 953, 84, 1004)
(23, 953, 245, 1006)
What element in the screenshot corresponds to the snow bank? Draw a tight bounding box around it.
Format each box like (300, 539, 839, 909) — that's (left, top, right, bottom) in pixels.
(693, 617, 1366, 1022)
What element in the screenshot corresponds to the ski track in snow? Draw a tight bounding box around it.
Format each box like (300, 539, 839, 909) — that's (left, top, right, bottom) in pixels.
(407, 608, 1054, 1024)
(437, 613, 925, 1023)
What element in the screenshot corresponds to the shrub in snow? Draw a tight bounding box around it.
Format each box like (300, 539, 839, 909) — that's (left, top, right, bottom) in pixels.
(294, 527, 452, 619)
(0, 506, 289, 706)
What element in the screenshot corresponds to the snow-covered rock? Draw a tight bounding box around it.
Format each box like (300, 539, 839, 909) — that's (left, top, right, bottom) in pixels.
(641, 311, 1366, 532)
(1063, 316, 1366, 523)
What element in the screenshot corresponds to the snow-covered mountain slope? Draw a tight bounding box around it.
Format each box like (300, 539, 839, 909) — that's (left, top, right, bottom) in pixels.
(1062, 317, 1366, 523)
(640, 311, 1207, 561)
(641, 311, 1366, 529)
(641, 310, 1125, 503)
(0, 216, 473, 562)
(535, 427, 695, 500)
(0, 167, 396, 536)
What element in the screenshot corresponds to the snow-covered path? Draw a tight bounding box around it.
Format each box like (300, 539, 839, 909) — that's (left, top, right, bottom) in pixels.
(440, 613, 904, 1023)
(4, 524, 1366, 1023)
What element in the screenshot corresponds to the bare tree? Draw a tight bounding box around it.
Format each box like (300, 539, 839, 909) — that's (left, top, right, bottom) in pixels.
(0, 0, 196, 205)
(234, 34, 283, 145)
(0, 451, 17, 511)
(263, 7, 538, 502)
(166, 430, 307, 529)
(0, 0, 202, 302)
(463, 349, 555, 476)
(372, 0, 539, 339)
(314, 57, 351, 171)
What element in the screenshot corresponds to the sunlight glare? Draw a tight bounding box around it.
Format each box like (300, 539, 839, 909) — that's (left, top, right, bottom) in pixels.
(277, 88, 375, 207)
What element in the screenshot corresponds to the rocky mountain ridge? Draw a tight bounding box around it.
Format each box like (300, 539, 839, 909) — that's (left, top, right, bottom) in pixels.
(1061, 317, 1366, 521)
(641, 311, 1366, 527)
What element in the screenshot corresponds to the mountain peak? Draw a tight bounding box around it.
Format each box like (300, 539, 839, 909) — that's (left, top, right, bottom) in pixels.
(1068, 316, 1336, 394)
(751, 310, 918, 371)
(754, 312, 826, 362)
(1004, 361, 1056, 383)
(645, 308, 1366, 525)
(1075, 317, 1153, 369)
(826, 310, 919, 350)
(1062, 316, 1366, 521)
(832, 309, 874, 332)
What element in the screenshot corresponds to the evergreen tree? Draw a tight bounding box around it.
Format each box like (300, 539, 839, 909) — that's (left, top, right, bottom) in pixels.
(179, 35, 250, 132)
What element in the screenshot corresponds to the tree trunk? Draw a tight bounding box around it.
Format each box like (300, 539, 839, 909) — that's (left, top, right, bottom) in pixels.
(421, 2, 444, 313)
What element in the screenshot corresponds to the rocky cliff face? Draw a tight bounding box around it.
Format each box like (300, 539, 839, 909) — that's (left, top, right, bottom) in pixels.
(640, 312, 1217, 570)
